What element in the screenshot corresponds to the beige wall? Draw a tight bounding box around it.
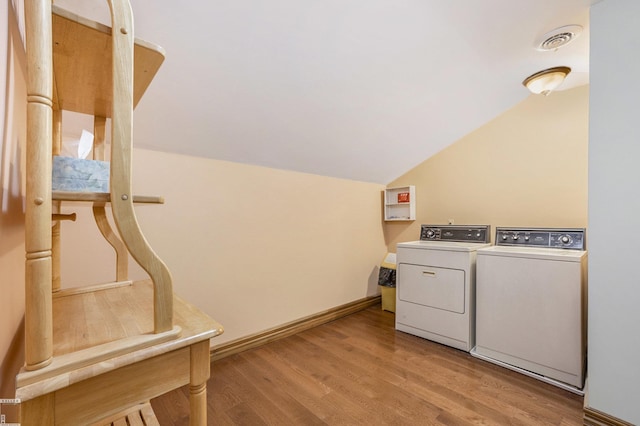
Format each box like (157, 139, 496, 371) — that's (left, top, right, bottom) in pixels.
(385, 85, 589, 249)
(0, 1, 26, 398)
(59, 150, 388, 345)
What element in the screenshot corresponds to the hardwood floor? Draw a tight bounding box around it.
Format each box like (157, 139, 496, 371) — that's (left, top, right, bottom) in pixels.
(151, 306, 584, 425)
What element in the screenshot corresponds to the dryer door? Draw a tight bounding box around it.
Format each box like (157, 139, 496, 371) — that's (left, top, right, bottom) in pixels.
(398, 264, 465, 313)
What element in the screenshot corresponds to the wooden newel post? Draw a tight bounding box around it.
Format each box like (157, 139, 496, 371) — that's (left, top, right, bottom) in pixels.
(24, 0, 54, 371)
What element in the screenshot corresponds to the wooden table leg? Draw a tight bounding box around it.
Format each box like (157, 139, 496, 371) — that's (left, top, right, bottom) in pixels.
(190, 340, 210, 425)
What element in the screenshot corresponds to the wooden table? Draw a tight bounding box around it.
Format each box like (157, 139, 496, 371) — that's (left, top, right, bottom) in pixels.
(16, 280, 223, 425)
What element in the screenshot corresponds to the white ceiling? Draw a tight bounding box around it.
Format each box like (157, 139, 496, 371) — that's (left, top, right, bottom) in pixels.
(54, 0, 596, 184)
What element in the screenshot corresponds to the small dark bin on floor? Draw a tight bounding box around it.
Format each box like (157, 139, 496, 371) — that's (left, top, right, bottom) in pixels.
(378, 253, 396, 312)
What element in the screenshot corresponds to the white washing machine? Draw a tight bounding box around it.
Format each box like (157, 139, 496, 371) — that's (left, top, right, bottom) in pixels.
(471, 227, 587, 394)
(395, 225, 491, 352)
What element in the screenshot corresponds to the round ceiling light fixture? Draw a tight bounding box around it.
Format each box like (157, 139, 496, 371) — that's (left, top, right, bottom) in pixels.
(522, 66, 571, 96)
(535, 25, 583, 51)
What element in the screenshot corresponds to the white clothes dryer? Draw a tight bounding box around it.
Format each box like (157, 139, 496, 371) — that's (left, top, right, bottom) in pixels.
(395, 225, 491, 352)
(471, 227, 587, 394)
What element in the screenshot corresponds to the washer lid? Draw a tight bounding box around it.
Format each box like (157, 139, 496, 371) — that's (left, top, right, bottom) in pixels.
(477, 245, 586, 261)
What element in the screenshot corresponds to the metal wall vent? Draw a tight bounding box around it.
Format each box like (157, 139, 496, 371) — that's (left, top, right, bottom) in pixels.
(535, 25, 583, 51)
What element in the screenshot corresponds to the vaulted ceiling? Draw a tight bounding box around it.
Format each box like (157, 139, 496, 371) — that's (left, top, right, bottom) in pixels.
(54, 0, 596, 184)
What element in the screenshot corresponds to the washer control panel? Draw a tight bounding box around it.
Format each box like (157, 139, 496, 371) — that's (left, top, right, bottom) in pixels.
(420, 225, 490, 243)
(495, 227, 585, 250)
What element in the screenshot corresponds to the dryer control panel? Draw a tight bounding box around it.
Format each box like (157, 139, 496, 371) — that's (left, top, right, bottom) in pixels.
(420, 225, 490, 243)
(495, 227, 585, 250)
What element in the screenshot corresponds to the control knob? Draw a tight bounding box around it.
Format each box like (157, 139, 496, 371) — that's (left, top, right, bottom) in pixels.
(501, 234, 508, 241)
(561, 235, 572, 245)
(425, 229, 436, 239)
(512, 234, 519, 241)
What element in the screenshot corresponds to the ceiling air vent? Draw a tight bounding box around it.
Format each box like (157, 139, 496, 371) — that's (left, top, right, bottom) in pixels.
(535, 25, 583, 51)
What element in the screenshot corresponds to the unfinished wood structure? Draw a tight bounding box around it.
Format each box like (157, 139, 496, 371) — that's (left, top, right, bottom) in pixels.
(17, 0, 223, 424)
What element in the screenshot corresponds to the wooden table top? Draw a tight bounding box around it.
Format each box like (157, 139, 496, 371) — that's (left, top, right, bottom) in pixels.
(16, 280, 223, 401)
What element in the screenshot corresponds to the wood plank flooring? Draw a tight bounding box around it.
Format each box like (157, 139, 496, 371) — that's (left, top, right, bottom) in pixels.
(151, 306, 584, 425)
